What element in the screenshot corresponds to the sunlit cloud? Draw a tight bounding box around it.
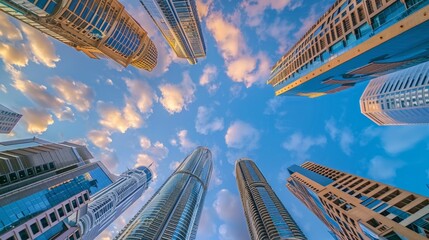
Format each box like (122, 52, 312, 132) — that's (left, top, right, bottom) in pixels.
(88, 129, 112, 149)
(196, 0, 214, 20)
(0, 13, 23, 40)
(159, 72, 196, 114)
(0, 43, 28, 67)
(283, 132, 326, 161)
(225, 121, 259, 150)
(97, 100, 143, 133)
(199, 64, 219, 94)
(20, 24, 60, 68)
(124, 78, 158, 114)
(50, 77, 94, 112)
(21, 107, 54, 134)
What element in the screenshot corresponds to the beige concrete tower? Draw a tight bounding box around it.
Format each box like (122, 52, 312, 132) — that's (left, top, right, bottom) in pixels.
(287, 161, 429, 240)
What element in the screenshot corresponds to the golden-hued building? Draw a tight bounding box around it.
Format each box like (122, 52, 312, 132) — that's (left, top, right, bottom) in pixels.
(360, 61, 429, 125)
(236, 158, 307, 240)
(0, 0, 158, 71)
(287, 161, 429, 239)
(268, 0, 429, 98)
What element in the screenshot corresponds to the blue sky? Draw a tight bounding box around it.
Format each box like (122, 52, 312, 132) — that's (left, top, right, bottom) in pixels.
(1, 0, 429, 239)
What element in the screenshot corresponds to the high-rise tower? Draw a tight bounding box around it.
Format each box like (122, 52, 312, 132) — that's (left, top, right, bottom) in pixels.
(0, 138, 115, 240)
(0, 104, 22, 134)
(287, 161, 429, 240)
(360, 61, 429, 125)
(115, 147, 212, 240)
(139, 0, 206, 64)
(235, 158, 307, 240)
(0, 0, 158, 71)
(78, 166, 153, 240)
(268, 0, 429, 98)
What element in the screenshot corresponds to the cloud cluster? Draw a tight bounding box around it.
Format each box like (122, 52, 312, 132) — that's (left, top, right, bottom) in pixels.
(50, 77, 94, 112)
(213, 189, 250, 240)
(225, 121, 260, 150)
(0, 13, 60, 67)
(97, 100, 142, 133)
(21, 108, 54, 134)
(241, 0, 300, 26)
(283, 132, 326, 161)
(199, 64, 219, 94)
(195, 106, 224, 135)
(88, 129, 112, 149)
(159, 72, 196, 114)
(124, 78, 158, 113)
(206, 11, 270, 87)
(171, 130, 198, 153)
(325, 118, 355, 155)
(135, 136, 169, 179)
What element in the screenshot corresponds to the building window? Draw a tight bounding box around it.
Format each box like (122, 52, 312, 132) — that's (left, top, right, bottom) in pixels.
(49, 212, 57, 222)
(367, 218, 381, 228)
(30, 222, 40, 234)
(40, 217, 49, 228)
(19, 229, 29, 240)
(394, 195, 416, 209)
(58, 207, 65, 217)
(65, 203, 72, 213)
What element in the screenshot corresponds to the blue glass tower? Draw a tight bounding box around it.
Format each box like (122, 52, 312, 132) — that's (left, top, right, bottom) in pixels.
(115, 147, 212, 240)
(235, 158, 307, 240)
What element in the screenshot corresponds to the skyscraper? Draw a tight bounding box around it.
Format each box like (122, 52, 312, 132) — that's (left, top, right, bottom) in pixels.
(78, 166, 153, 240)
(360, 61, 429, 125)
(235, 158, 307, 240)
(139, 0, 206, 64)
(0, 0, 158, 71)
(115, 147, 212, 240)
(0, 138, 115, 240)
(0, 104, 22, 134)
(268, 0, 429, 98)
(287, 161, 429, 240)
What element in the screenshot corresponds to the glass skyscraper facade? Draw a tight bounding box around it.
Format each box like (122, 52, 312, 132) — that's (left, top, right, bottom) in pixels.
(0, 0, 158, 71)
(268, 0, 429, 98)
(139, 0, 206, 64)
(78, 166, 152, 240)
(288, 161, 429, 240)
(114, 147, 212, 240)
(235, 158, 307, 240)
(0, 105, 21, 134)
(0, 138, 114, 240)
(360, 61, 429, 125)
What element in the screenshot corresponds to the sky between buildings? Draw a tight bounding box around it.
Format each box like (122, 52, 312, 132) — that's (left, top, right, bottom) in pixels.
(1, 0, 429, 239)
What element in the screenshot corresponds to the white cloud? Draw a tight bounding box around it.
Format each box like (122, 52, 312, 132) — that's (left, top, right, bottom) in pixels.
(175, 130, 198, 153)
(195, 106, 224, 135)
(97, 100, 143, 133)
(264, 97, 286, 115)
(140, 136, 151, 149)
(283, 132, 326, 161)
(124, 78, 157, 113)
(159, 72, 196, 114)
(88, 129, 112, 149)
(213, 189, 250, 240)
(368, 156, 404, 180)
(20, 24, 60, 68)
(21, 108, 54, 134)
(225, 121, 260, 150)
(325, 118, 355, 155)
(199, 64, 219, 94)
(169, 161, 181, 171)
(50, 77, 94, 112)
(0, 84, 6, 93)
(241, 0, 297, 26)
(361, 126, 429, 155)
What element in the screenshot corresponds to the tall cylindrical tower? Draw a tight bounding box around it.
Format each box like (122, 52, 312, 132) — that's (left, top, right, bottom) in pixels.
(236, 158, 307, 240)
(115, 147, 212, 240)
